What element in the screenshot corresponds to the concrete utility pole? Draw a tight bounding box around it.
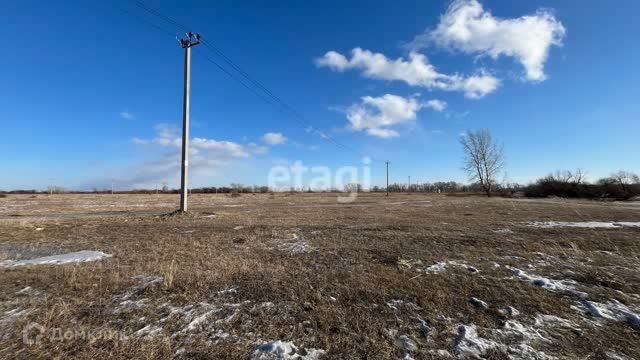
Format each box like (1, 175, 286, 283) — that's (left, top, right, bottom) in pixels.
(178, 32, 201, 212)
(385, 161, 390, 196)
(408, 176, 411, 192)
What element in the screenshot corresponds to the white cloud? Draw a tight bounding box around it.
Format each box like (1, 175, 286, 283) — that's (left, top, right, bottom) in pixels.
(412, 0, 565, 81)
(120, 111, 135, 120)
(365, 128, 400, 138)
(261, 132, 287, 145)
(316, 48, 499, 98)
(118, 125, 271, 189)
(345, 94, 443, 138)
(134, 124, 268, 159)
(425, 99, 447, 112)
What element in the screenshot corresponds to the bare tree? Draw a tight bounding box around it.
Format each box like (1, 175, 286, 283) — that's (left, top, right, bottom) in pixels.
(460, 129, 505, 197)
(610, 170, 640, 193)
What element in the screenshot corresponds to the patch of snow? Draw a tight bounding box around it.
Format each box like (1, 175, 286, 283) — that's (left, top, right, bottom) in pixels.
(606, 352, 631, 360)
(528, 221, 640, 229)
(426, 349, 453, 358)
(386, 300, 421, 312)
(278, 241, 312, 254)
(35, 227, 44, 231)
(185, 308, 220, 331)
(422, 260, 478, 274)
(215, 287, 238, 296)
(275, 231, 313, 254)
(116, 299, 149, 313)
(508, 266, 587, 298)
(252, 340, 326, 360)
(0, 250, 112, 268)
(396, 334, 417, 353)
(575, 300, 640, 330)
(534, 314, 577, 329)
(500, 319, 550, 343)
(457, 321, 555, 360)
(416, 317, 431, 336)
(233, 226, 244, 230)
(498, 306, 520, 318)
(455, 324, 502, 358)
(469, 297, 489, 309)
(0, 308, 31, 339)
(251, 302, 275, 311)
(15, 286, 43, 297)
(135, 324, 162, 338)
(423, 261, 448, 273)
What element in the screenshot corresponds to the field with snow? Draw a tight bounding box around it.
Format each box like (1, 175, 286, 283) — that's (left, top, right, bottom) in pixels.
(1, 193, 639, 359)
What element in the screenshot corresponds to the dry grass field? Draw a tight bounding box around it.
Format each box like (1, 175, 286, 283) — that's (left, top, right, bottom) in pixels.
(1, 193, 639, 359)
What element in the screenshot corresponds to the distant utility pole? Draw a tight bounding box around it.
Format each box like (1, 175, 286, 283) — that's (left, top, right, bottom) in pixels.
(408, 176, 411, 192)
(178, 32, 201, 212)
(111, 179, 114, 195)
(385, 161, 390, 196)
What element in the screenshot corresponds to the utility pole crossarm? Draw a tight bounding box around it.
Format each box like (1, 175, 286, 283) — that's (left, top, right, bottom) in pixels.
(179, 32, 201, 212)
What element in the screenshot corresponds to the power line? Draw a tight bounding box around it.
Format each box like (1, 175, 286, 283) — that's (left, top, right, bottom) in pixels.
(117, 5, 177, 38)
(123, 0, 382, 163)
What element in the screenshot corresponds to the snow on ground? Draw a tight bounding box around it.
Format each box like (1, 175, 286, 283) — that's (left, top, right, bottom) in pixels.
(454, 313, 578, 360)
(455, 324, 503, 358)
(528, 221, 640, 229)
(574, 300, 640, 330)
(0, 250, 111, 268)
(135, 324, 163, 338)
(251, 340, 326, 360)
(422, 261, 478, 274)
(0, 308, 31, 340)
(15, 286, 43, 297)
(509, 267, 640, 332)
(507, 266, 587, 298)
(275, 231, 313, 254)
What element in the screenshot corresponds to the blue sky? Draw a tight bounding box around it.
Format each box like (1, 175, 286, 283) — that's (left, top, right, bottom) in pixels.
(1, 0, 639, 190)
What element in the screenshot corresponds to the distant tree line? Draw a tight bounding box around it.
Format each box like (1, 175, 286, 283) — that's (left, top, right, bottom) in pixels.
(524, 169, 639, 200)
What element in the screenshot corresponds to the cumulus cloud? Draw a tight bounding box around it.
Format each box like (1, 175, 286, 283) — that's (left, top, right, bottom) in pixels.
(411, 0, 565, 81)
(261, 132, 287, 145)
(316, 48, 499, 98)
(120, 111, 135, 120)
(345, 94, 444, 138)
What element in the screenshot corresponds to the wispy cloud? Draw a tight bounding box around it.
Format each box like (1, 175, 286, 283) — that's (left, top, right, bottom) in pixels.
(114, 124, 269, 188)
(424, 99, 447, 112)
(119, 111, 135, 120)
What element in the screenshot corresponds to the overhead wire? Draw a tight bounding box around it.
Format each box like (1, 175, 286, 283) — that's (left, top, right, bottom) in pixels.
(123, 0, 380, 162)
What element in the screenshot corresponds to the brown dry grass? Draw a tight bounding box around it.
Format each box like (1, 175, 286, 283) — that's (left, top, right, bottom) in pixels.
(0, 193, 639, 359)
